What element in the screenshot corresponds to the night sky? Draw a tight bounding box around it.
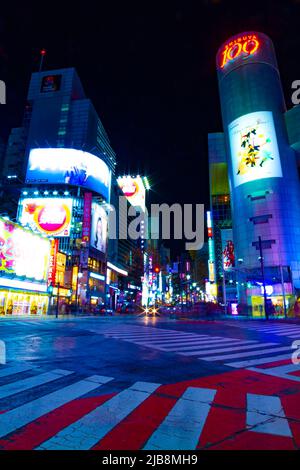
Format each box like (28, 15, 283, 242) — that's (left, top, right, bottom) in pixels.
(1, 1, 300, 223)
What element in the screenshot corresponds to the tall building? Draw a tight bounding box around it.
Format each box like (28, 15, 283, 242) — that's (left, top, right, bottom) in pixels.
(1, 67, 130, 314)
(209, 32, 300, 317)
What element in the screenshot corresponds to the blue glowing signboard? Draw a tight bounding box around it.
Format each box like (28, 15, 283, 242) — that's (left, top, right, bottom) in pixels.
(228, 111, 282, 188)
(26, 148, 111, 200)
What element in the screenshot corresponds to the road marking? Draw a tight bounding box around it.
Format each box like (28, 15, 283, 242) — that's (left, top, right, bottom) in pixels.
(0, 369, 73, 400)
(203, 346, 292, 362)
(248, 364, 300, 382)
(143, 387, 216, 450)
(0, 364, 33, 378)
(180, 342, 273, 356)
(135, 337, 239, 346)
(165, 340, 258, 353)
(247, 393, 292, 437)
(226, 353, 292, 368)
(0, 375, 113, 439)
(194, 342, 277, 357)
(37, 381, 161, 450)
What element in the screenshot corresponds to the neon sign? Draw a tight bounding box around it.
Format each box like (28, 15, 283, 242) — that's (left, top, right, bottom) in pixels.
(219, 34, 260, 69)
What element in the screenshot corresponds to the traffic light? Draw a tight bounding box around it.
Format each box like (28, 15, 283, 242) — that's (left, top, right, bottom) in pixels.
(154, 266, 160, 274)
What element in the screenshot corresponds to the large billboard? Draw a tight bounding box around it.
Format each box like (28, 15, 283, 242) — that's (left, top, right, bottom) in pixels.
(117, 176, 146, 211)
(26, 148, 111, 200)
(18, 198, 73, 237)
(221, 228, 235, 271)
(0, 217, 50, 282)
(90, 203, 108, 254)
(228, 111, 282, 188)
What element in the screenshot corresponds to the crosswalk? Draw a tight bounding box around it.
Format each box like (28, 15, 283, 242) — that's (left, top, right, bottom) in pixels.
(102, 325, 296, 369)
(224, 321, 300, 339)
(0, 361, 299, 449)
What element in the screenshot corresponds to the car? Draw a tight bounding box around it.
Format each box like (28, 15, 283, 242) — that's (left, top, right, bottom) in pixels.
(122, 303, 143, 314)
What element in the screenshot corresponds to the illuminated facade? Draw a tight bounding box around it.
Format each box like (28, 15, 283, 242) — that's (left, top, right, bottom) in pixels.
(209, 32, 300, 316)
(0, 217, 51, 316)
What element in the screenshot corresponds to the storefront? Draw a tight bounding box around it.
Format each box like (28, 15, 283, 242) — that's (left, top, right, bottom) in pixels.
(0, 288, 49, 316)
(0, 216, 52, 316)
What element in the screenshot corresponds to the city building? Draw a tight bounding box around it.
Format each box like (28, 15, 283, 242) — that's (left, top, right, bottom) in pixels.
(208, 32, 300, 317)
(0, 67, 130, 313)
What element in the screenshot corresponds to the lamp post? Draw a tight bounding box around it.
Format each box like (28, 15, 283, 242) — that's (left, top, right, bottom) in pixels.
(258, 236, 269, 320)
(56, 282, 60, 318)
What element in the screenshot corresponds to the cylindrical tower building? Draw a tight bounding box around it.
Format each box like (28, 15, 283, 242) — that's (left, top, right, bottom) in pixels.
(216, 32, 300, 314)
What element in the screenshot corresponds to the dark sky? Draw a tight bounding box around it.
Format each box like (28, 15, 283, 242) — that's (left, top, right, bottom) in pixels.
(1, 0, 300, 210)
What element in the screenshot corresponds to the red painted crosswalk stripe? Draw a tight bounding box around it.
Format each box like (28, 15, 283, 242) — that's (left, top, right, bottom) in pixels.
(0, 394, 115, 450)
(0, 368, 299, 450)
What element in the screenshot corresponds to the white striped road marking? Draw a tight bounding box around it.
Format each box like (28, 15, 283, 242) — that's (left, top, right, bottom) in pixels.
(144, 387, 216, 450)
(0, 369, 73, 400)
(0, 375, 113, 439)
(193, 342, 278, 357)
(247, 393, 292, 437)
(105, 332, 203, 339)
(133, 337, 240, 346)
(162, 340, 258, 353)
(111, 334, 202, 340)
(203, 346, 293, 362)
(181, 342, 276, 356)
(275, 329, 300, 336)
(37, 381, 161, 450)
(226, 353, 293, 368)
(133, 339, 239, 348)
(0, 364, 33, 378)
(248, 364, 300, 382)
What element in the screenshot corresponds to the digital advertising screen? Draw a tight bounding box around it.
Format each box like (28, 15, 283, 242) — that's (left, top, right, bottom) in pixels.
(26, 148, 111, 200)
(90, 203, 108, 254)
(221, 228, 235, 271)
(18, 198, 73, 237)
(117, 176, 146, 211)
(40, 74, 62, 93)
(228, 111, 282, 188)
(0, 217, 50, 282)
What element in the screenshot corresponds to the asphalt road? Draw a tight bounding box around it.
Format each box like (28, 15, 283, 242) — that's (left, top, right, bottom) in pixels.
(0, 315, 300, 450)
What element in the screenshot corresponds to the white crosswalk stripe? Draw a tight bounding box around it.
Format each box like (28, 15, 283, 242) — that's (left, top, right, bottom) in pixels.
(102, 324, 295, 369)
(144, 387, 216, 450)
(0, 363, 34, 378)
(247, 393, 293, 437)
(224, 321, 300, 338)
(0, 369, 73, 399)
(0, 363, 297, 449)
(0, 373, 114, 439)
(37, 381, 161, 450)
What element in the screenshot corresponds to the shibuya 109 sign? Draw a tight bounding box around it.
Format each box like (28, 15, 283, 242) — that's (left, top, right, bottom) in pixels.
(0, 217, 50, 282)
(26, 148, 111, 200)
(218, 33, 260, 69)
(18, 198, 73, 237)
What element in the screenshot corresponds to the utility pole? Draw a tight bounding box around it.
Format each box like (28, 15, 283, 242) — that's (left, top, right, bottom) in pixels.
(56, 282, 60, 319)
(280, 265, 287, 319)
(258, 236, 268, 320)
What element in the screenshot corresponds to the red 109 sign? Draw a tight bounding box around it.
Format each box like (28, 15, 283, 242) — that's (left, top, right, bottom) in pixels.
(219, 34, 260, 69)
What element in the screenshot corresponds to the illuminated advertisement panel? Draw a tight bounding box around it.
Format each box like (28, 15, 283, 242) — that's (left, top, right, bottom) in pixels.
(18, 198, 73, 237)
(117, 176, 146, 211)
(90, 203, 108, 254)
(221, 228, 235, 271)
(26, 148, 111, 200)
(0, 217, 50, 282)
(228, 111, 282, 187)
